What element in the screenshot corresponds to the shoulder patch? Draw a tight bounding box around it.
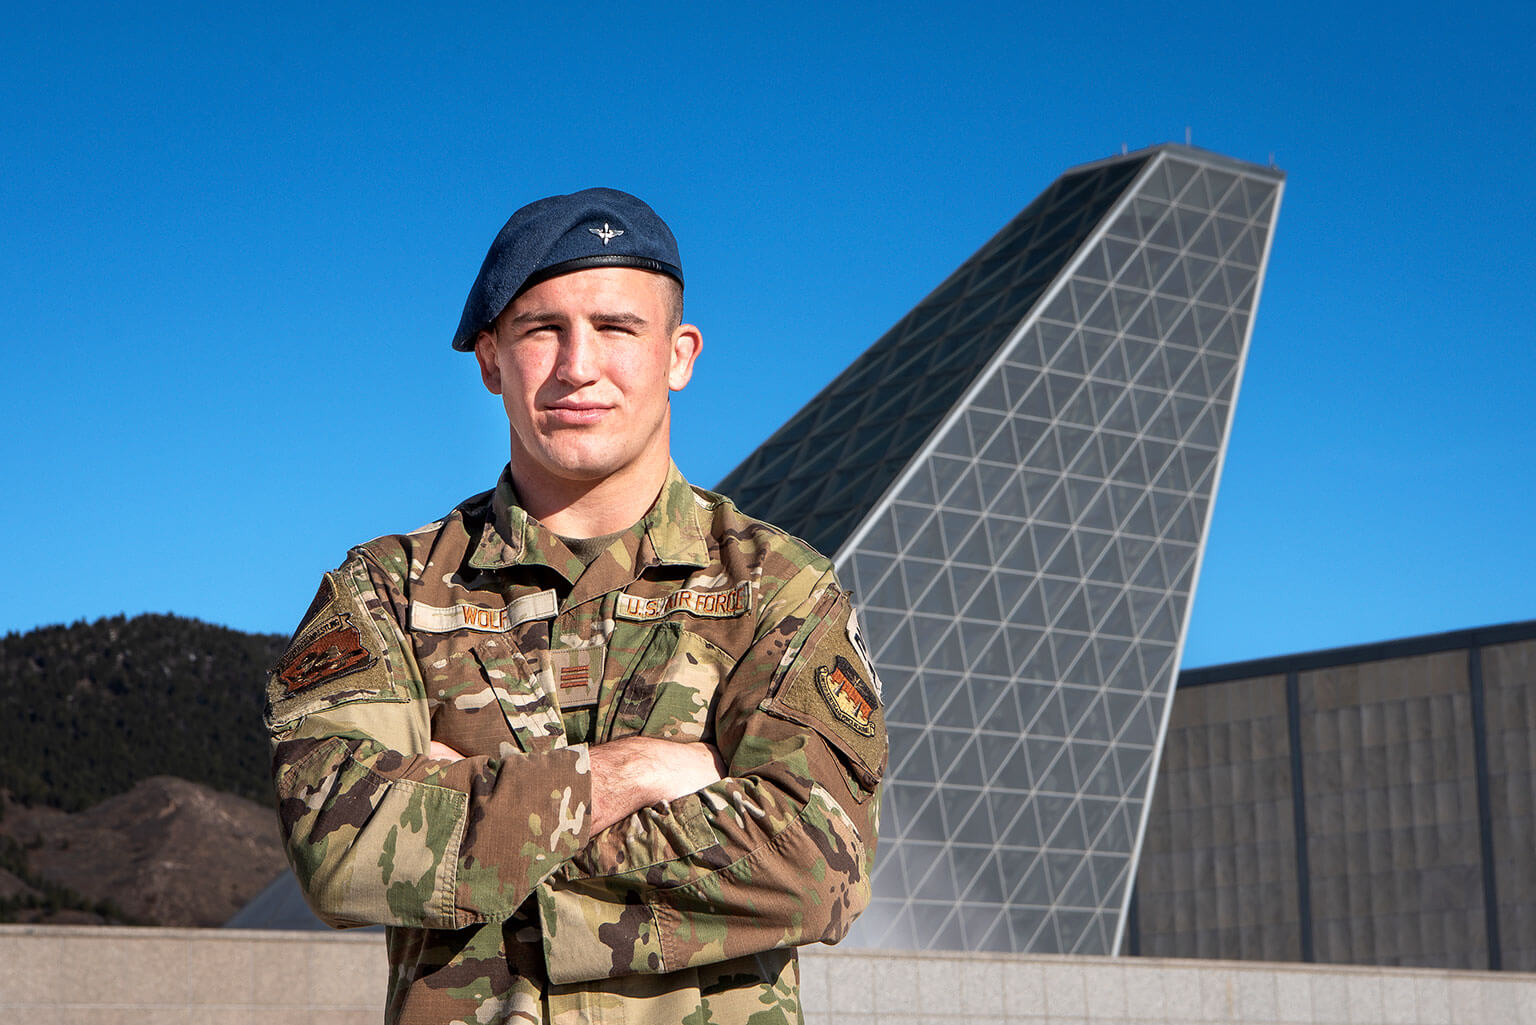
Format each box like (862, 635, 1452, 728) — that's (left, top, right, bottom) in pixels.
(275, 611, 376, 693)
(266, 570, 402, 728)
(815, 656, 878, 737)
(764, 591, 886, 791)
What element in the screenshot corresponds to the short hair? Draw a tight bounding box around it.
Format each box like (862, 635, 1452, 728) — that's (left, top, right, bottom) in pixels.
(662, 276, 684, 331)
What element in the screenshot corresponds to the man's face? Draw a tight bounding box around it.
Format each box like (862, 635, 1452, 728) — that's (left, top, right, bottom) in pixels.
(473, 267, 701, 497)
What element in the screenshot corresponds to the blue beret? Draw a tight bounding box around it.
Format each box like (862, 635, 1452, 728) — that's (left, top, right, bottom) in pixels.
(451, 188, 683, 351)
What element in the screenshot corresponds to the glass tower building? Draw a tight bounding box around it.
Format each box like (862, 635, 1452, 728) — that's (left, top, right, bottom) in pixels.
(718, 144, 1284, 955)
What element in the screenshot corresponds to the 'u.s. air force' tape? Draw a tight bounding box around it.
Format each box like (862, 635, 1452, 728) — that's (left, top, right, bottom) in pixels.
(614, 580, 751, 621)
(410, 590, 558, 633)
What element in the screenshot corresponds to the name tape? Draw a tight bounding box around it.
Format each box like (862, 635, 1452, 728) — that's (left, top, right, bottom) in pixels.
(614, 580, 752, 621)
(410, 589, 558, 633)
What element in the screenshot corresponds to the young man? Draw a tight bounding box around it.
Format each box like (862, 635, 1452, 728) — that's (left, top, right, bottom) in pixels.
(266, 189, 886, 1024)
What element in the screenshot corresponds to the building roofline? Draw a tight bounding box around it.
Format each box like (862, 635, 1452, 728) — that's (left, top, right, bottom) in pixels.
(1179, 618, 1536, 687)
(1067, 142, 1286, 182)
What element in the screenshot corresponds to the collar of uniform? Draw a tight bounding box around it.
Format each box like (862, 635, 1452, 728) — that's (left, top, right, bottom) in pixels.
(466, 467, 580, 577)
(466, 463, 708, 573)
(638, 462, 711, 569)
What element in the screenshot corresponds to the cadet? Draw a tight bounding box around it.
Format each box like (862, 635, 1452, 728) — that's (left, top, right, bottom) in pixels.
(266, 188, 886, 1024)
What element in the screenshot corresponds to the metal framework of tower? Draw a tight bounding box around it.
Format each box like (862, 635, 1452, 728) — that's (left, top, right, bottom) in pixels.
(718, 144, 1285, 954)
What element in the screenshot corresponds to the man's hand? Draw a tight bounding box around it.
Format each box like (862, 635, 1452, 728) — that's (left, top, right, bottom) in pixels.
(588, 737, 726, 833)
(425, 736, 724, 834)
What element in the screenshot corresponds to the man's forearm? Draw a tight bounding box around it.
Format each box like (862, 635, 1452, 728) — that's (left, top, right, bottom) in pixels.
(432, 735, 726, 834)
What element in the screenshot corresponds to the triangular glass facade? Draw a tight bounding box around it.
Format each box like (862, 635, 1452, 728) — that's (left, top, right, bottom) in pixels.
(718, 145, 1284, 954)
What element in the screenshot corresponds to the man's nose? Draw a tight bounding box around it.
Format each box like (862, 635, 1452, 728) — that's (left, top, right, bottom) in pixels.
(555, 327, 601, 386)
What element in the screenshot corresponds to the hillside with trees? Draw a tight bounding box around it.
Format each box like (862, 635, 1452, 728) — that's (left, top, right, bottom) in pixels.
(0, 614, 291, 925)
(0, 613, 285, 812)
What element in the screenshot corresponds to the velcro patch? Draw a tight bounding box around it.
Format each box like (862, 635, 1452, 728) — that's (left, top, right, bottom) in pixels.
(410, 589, 558, 633)
(266, 570, 400, 728)
(615, 581, 751, 621)
(765, 593, 886, 790)
(546, 646, 605, 710)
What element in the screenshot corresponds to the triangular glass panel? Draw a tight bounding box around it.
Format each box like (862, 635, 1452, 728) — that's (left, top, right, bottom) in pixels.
(928, 454, 970, 503)
(966, 408, 1007, 454)
(1005, 626, 1049, 671)
(946, 464, 985, 514)
(952, 797, 999, 849)
(913, 849, 961, 902)
(1020, 425, 1065, 472)
(1148, 213, 1181, 251)
(979, 422, 1020, 466)
(1163, 158, 1198, 201)
(953, 521, 995, 567)
(957, 848, 1007, 904)
(1010, 851, 1054, 908)
(1059, 385, 1096, 427)
(1055, 853, 1100, 910)
(1055, 424, 1097, 467)
(1137, 161, 1174, 202)
(1232, 224, 1264, 267)
(1173, 206, 1207, 248)
(1002, 362, 1044, 409)
(1187, 217, 1222, 261)
(1132, 195, 1169, 237)
(891, 503, 934, 551)
(934, 420, 975, 458)
(1205, 168, 1238, 210)
(1027, 688, 1071, 740)
(1077, 241, 1113, 283)
(1185, 167, 1218, 211)
(890, 782, 944, 840)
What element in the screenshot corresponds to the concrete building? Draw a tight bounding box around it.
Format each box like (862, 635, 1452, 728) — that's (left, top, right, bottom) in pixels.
(1130, 619, 1536, 972)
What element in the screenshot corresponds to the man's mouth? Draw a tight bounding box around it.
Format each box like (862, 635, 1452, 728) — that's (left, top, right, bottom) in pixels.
(544, 401, 611, 426)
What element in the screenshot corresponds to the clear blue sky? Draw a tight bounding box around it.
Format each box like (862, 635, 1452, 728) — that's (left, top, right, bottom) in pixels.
(2, 1, 1531, 668)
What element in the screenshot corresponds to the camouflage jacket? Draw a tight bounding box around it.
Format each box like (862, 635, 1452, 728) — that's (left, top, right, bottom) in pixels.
(266, 463, 886, 1024)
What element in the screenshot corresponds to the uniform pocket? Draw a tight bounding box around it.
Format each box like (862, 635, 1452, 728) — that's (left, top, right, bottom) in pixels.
(640, 631, 735, 741)
(602, 622, 734, 742)
(470, 639, 565, 753)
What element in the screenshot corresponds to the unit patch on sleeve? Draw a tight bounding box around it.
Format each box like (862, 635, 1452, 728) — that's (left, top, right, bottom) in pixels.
(265, 569, 402, 728)
(275, 612, 376, 694)
(764, 592, 887, 791)
(815, 655, 879, 737)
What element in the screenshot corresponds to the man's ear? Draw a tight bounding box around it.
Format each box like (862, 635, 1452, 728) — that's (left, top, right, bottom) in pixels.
(668, 324, 702, 392)
(473, 329, 503, 395)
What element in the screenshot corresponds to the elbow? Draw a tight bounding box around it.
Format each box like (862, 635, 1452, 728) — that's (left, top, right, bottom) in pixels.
(274, 739, 471, 931)
(797, 810, 874, 946)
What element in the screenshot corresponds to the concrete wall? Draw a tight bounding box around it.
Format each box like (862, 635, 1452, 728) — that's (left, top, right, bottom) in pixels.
(1137, 628, 1536, 971)
(5, 925, 1536, 1024)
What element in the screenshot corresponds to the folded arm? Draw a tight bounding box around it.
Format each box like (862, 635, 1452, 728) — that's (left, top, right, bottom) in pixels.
(268, 553, 599, 931)
(534, 573, 887, 983)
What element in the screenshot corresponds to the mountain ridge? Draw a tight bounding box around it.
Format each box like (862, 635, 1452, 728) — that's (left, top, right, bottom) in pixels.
(0, 613, 291, 925)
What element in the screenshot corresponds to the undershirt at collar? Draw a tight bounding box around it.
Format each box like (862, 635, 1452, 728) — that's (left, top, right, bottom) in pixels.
(555, 528, 629, 567)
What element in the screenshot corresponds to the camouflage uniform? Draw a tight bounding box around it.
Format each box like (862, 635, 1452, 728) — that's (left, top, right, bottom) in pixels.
(266, 463, 886, 1024)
